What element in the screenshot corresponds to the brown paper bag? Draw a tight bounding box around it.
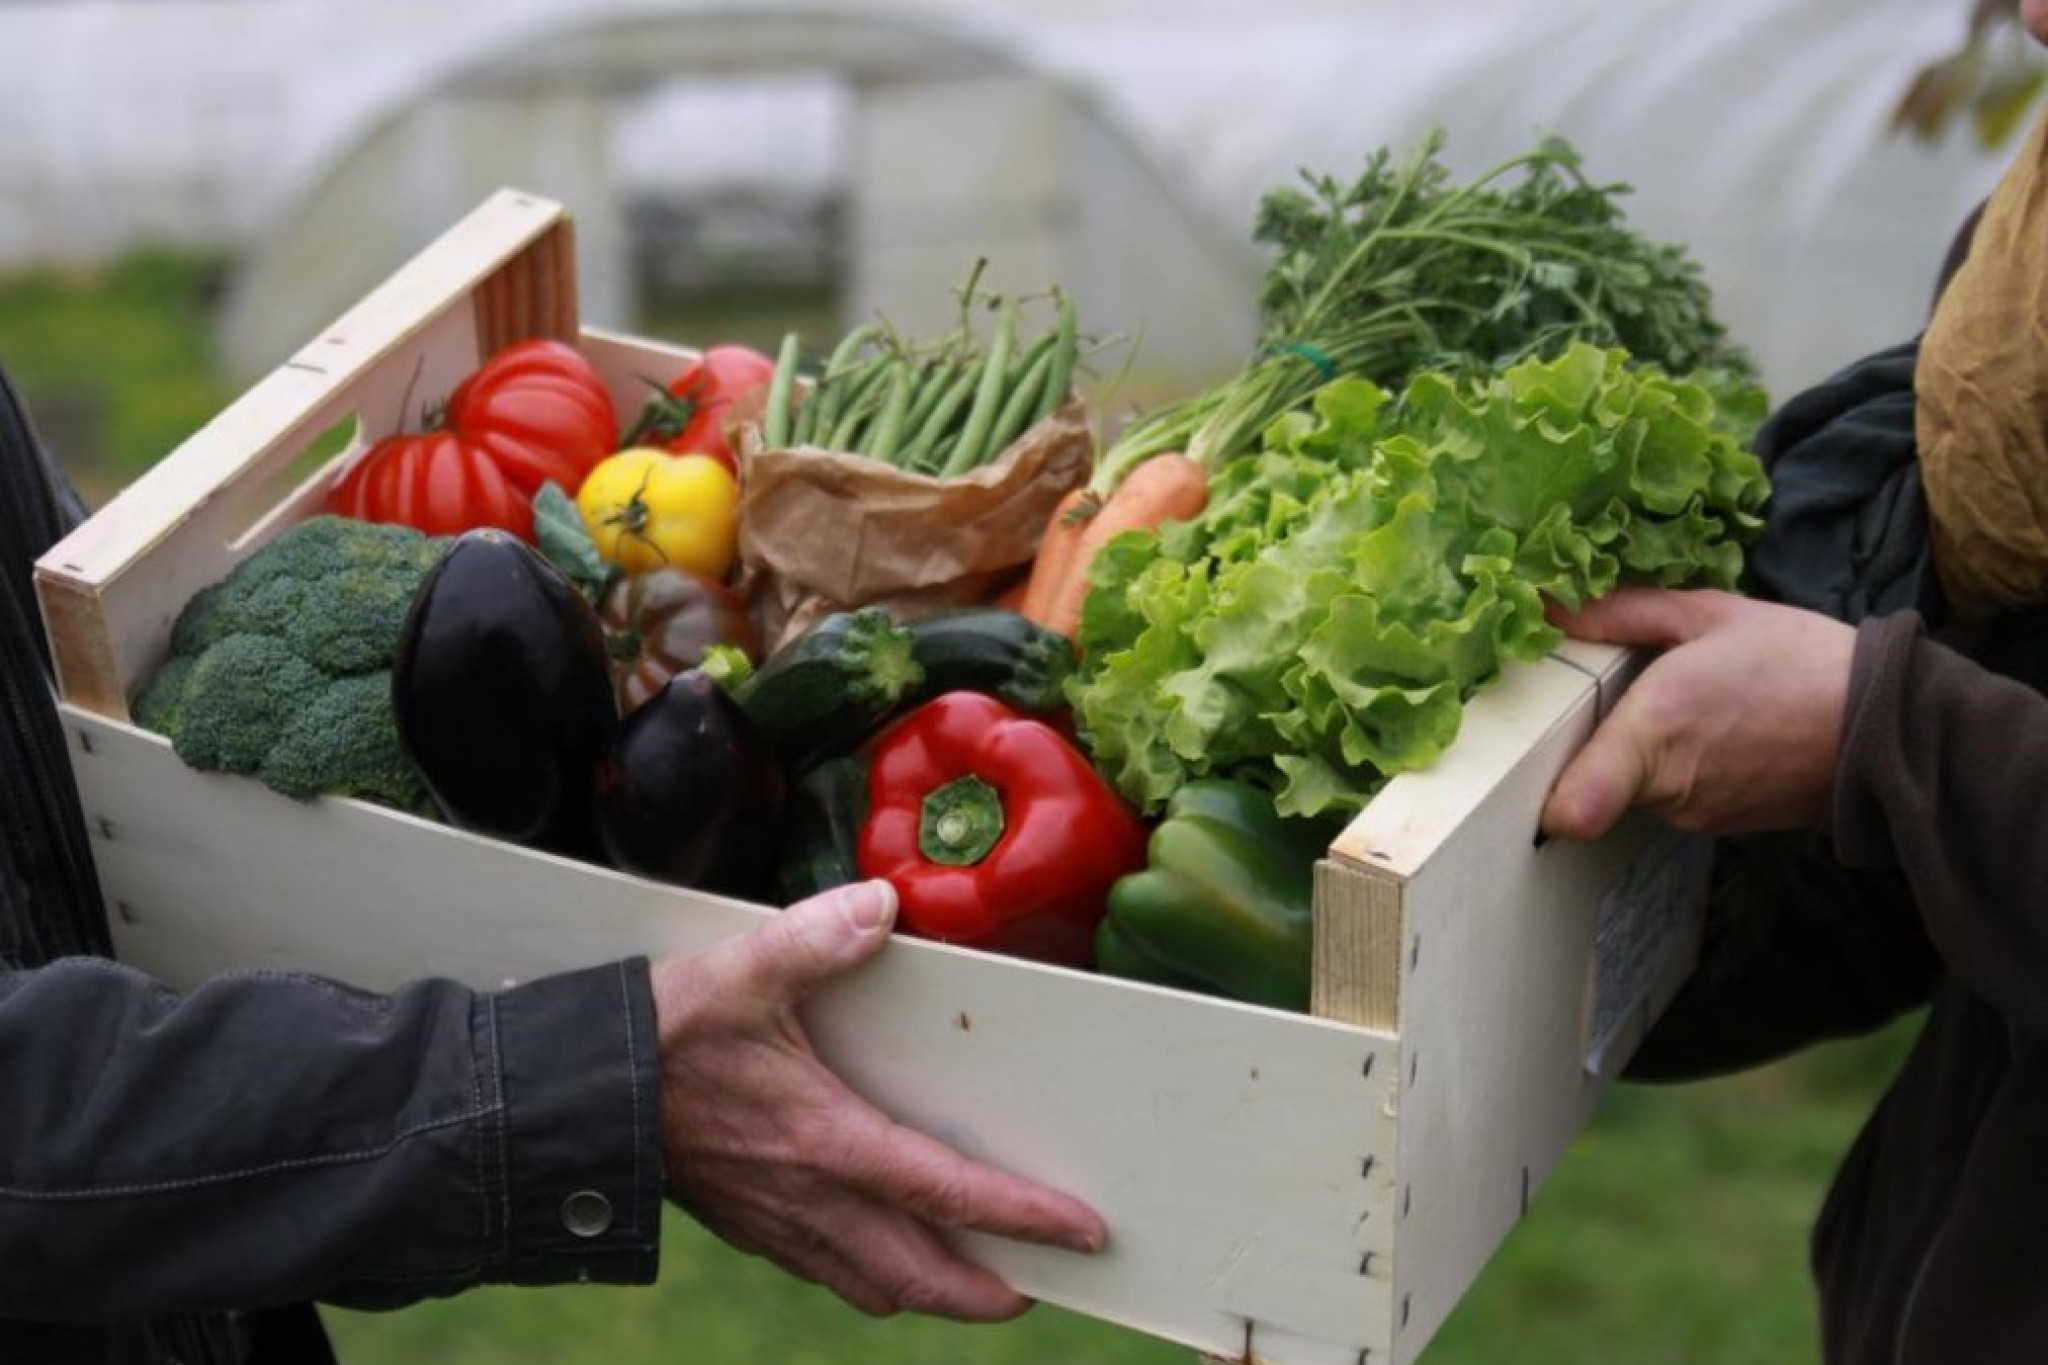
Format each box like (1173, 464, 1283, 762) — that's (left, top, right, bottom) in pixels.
(735, 399, 1093, 652)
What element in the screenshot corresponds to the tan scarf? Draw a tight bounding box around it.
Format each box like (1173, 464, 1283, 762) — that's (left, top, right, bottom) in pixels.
(1917, 107, 2048, 619)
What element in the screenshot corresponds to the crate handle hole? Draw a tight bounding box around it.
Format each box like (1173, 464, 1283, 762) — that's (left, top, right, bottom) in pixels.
(224, 413, 366, 556)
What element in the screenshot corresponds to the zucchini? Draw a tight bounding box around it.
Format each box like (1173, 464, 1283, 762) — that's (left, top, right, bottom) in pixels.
(772, 754, 871, 907)
(900, 607, 1075, 716)
(733, 608, 924, 771)
(736, 605, 1074, 774)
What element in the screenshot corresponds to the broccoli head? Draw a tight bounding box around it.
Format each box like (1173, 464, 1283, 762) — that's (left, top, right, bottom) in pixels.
(134, 515, 449, 813)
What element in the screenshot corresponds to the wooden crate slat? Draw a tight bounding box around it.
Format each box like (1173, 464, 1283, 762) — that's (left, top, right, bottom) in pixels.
(473, 215, 580, 354)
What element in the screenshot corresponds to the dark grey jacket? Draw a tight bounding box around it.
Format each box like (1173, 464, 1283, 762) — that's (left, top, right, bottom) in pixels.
(0, 366, 667, 1363)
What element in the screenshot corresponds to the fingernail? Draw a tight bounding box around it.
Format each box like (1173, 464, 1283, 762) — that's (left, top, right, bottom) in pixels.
(844, 878, 898, 934)
(1066, 1222, 1108, 1255)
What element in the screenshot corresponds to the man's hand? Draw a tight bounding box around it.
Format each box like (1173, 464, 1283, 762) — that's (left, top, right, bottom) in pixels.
(1541, 588, 1856, 842)
(649, 879, 1106, 1322)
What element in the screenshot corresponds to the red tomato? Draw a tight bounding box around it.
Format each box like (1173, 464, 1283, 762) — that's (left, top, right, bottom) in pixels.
(626, 344, 776, 475)
(325, 338, 619, 541)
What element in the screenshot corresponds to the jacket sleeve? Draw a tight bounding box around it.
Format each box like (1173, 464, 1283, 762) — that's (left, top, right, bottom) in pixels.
(1829, 611, 2048, 1037)
(1622, 830, 1937, 1081)
(0, 953, 665, 1321)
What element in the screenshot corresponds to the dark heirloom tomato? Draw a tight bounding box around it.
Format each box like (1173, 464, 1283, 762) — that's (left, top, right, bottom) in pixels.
(598, 567, 759, 712)
(327, 339, 619, 541)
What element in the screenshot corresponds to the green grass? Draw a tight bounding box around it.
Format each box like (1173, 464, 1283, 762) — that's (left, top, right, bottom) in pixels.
(0, 250, 1922, 1365)
(0, 250, 235, 501)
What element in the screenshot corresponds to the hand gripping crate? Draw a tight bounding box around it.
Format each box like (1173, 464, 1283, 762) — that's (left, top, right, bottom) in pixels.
(33, 190, 1707, 1365)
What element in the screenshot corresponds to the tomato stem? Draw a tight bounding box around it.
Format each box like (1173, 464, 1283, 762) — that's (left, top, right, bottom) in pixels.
(601, 465, 669, 566)
(392, 354, 428, 435)
(620, 376, 701, 448)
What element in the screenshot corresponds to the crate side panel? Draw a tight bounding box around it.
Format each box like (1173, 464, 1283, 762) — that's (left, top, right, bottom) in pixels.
(66, 708, 1403, 1365)
(472, 217, 580, 354)
(818, 973, 1402, 1361)
(1310, 858, 1404, 1031)
(1380, 702, 1694, 1363)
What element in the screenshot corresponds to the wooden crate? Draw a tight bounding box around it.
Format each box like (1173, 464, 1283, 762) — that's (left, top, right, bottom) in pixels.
(33, 190, 1707, 1365)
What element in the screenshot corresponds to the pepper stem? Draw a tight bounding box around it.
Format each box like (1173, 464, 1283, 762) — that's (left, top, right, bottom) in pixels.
(919, 776, 1006, 866)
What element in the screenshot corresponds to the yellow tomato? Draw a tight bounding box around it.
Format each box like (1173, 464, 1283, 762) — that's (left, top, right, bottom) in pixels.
(577, 447, 740, 579)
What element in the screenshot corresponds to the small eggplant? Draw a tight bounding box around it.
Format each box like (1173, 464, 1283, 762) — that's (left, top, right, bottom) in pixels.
(394, 528, 618, 858)
(592, 669, 783, 899)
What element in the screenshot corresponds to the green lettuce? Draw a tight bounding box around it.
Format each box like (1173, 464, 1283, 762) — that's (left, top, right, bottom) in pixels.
(1070, 343, 1768, 819)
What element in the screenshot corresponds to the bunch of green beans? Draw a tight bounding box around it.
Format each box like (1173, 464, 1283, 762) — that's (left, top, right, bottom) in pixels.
(761, 288, 1079, 478)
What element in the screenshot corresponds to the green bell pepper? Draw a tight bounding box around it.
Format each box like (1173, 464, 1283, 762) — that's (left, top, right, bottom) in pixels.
(1094, 778, 1342, 1011)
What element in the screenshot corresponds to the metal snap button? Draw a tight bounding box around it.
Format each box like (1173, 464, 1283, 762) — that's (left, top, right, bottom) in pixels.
(560, 1189, 614, 1238)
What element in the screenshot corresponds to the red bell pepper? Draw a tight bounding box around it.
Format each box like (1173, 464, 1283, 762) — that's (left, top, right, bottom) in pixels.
(857, 690, 1148, 967)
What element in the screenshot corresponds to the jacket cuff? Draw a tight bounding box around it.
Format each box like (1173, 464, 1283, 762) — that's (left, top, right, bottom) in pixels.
(478, 958, 664, 1286)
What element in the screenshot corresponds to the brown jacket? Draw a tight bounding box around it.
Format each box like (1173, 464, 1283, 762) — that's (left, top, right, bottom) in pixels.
(1811, 611, 2048, 1364)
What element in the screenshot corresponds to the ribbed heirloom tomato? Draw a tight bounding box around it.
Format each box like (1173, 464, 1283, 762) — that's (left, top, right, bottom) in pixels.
(325, 338, 620, 541)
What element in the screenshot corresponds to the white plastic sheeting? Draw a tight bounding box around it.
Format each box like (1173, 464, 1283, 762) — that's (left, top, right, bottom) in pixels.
(0, 0, 2021, 395)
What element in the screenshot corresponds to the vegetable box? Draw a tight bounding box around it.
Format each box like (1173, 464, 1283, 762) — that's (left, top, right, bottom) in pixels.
(33, 191, 1708, 1365)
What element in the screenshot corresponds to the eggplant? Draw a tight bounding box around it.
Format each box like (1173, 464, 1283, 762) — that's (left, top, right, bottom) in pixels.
(394, 529, 618, 858)
(593, 669, 783, 899)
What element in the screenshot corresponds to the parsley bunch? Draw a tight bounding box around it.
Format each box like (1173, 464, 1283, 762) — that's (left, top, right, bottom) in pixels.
(1093, 130, 1759, 493)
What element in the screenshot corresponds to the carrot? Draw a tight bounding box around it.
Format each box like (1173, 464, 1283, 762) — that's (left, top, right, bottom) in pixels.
(990, 575, 1031, 612)
(1015, 485, 1102, 625)
(1036, 452, 1209, 639)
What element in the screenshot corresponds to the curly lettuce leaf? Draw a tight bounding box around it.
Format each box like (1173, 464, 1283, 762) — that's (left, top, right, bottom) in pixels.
(1069, 344, 1770, 818)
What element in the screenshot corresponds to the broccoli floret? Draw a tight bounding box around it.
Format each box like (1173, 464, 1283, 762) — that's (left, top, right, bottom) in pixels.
(262, 670, 428, 812)
(132, 653, 197, 737)
(287, 567, 433, 675)
(135, 515, 448, 812)
(174, 634, 327, 772)
(167, 580, 232, 658)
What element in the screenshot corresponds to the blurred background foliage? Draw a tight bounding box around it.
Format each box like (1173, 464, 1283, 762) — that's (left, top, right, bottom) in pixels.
(1895, 0, 2048, 146)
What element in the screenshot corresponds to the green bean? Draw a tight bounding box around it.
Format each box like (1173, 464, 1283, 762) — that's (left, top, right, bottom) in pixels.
(898, 365, 983, 473)
(791, 373, 820, 447)
(1036, 288, 1080, 424)
(899, 353, 960, 443)
(827, 364, 892, 452)
(867, 361, 917, 466)
(763, 331, 802, 450)
(983, 342, 1056, 463)
(808, 324, 880, 442)
(1003, 331, 1058, 397)
(940, 299, 1017, 477)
